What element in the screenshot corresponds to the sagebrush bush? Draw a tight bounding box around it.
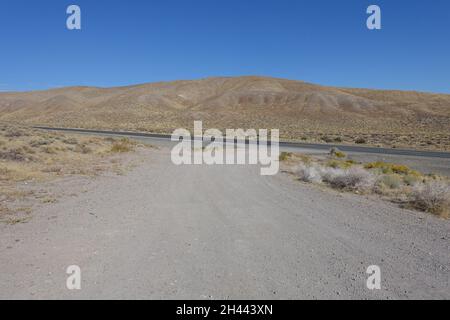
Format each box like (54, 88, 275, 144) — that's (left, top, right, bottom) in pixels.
(378, 174, 402, 189)
(403, 174, 422, 186)
(324, 167, 375, 191)
(75, 144, 92, 154)
(409, 182, 450, 218)
(62, 138, 78, 145)
(0, 148, 28, 161)
(29, 139, 52, 147)
(296, 164, 323, 183)
(288, 150, 448, 218)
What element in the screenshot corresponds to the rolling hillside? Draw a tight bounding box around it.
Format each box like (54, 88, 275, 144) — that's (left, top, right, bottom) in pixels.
(1, 76, 449, 150)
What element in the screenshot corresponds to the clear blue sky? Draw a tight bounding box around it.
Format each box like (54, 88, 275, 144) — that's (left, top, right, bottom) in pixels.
(1, 0, 449, 93)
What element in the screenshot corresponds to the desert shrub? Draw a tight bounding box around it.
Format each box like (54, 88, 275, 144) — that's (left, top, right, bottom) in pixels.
(334, 137, 343, 143)
(279, 152, 292, 161)
(327, 159, 353, 169)
(364, 161, 384, 170)
(334, 151, 346, 158)
(75, 144, 92, 154)
(329, 147, 346, 159)
(403, 174, 422, 186)
(390, 164, 411, 175)
(0, 148, 28, 161)
(409, 182, 450, 218)
(321, 136, 334, 143)
(378, 174, 402, 189)
(318, 166, 341, 183)
(104, 137, 116, 143)
(42, 166, 63, 173)
(0, 166, 10, 179)
(355, 137, 367, 144)
(364, 161, 416, 176)
(296, 164, 322, 183)
(327, 160, 340, 169)
(30, 139, 52, 147)
(41, 146, 57, 154)
(110, 138, 134, 153)
(297, 154, 312, 164)
(323, 167, 375, 191)
(62, 138, 78, 145)
(4, 129, 24, 138)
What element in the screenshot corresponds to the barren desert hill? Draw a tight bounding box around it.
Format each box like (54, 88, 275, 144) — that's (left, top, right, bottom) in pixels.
(1, 76, 449, 150)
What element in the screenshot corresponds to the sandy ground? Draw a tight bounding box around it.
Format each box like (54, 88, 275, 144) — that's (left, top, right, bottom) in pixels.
(0, 147, 449, 300)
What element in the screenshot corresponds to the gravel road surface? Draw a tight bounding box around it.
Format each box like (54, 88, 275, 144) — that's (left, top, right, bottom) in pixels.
(0, 148, 449, 299)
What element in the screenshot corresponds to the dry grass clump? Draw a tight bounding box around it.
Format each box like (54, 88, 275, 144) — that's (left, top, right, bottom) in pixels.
(286, 151, 450, 218)
(110, 138, 135, 153)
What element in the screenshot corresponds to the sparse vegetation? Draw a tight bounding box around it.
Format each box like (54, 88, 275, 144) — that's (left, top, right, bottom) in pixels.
(323, 167, 375, 191)
(364, 161, 419, 176)
(284, 151, 450, 219)
(378, 174, 402, 190)
(279, 152, 293, 161)
(111, 138, 135, 153)
(296, 165, 323, 184)
(0, 123, 141, 223)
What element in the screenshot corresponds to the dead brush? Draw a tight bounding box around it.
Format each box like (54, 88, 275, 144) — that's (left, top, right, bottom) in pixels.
(0, 147, 29, 161)
(409, 182, 450, 218)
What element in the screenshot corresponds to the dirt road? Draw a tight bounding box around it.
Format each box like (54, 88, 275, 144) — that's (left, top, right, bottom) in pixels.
(0, 148, 449, 299)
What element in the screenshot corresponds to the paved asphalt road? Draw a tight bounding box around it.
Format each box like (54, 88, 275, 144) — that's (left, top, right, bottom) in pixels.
(0, 147, 448, 299)
(34, 126, 450, 177)
(33, 126, 450, 159)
